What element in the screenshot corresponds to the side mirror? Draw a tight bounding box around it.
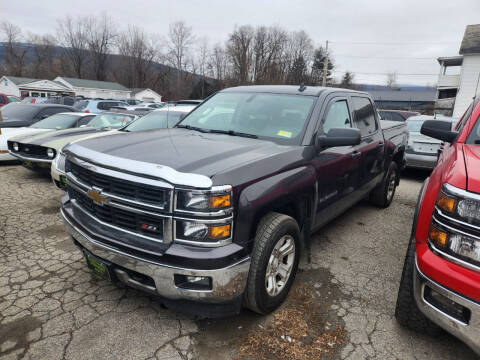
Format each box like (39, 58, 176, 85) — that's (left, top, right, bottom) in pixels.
(316, 127, 361, 150)
(421, 120, 457, 143)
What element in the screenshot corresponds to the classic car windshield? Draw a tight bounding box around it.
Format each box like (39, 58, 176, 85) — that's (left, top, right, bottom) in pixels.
(177, 92, 315, 144)
(30, 114, 80, 129)
(87, 113, 135, 129)
(123, 110, 188, 131)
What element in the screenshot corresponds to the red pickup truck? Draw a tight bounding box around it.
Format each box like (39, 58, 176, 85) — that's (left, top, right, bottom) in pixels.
(395, 98, 480, 354)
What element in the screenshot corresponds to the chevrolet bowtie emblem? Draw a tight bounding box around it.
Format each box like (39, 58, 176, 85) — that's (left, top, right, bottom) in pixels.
(87, 188, 108, 205)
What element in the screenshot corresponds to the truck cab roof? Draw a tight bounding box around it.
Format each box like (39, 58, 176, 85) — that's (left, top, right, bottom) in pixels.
(221, 85, 369, 97)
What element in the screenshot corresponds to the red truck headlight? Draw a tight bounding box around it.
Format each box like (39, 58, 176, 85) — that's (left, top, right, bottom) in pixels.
(430, 184, 480, 267)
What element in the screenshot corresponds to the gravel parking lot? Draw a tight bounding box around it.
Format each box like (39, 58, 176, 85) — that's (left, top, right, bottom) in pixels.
(0, 165, 478, 360)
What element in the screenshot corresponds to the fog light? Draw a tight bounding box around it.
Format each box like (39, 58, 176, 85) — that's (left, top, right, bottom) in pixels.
(174, 274, 212, 290)
(424, 286, 470, 324)
(429, 223, 448, 249)
(13, 142, 19, 151)
(47, 148, 55, 158)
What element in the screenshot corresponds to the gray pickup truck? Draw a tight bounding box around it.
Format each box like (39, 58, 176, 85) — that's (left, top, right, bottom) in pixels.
(57, 85, 408, 317)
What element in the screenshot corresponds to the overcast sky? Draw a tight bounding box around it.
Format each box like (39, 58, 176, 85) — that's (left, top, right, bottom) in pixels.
(2, 0, 480, 86)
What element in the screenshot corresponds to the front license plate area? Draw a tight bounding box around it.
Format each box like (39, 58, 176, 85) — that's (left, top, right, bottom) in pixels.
(83, 250, 112, 281)
(23, 160, 33, 168)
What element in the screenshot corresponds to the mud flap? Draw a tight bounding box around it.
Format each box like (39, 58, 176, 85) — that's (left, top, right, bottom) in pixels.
(301, 216, 312, 263)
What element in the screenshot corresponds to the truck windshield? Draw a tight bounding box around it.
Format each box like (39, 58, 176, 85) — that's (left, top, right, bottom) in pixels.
(406, 120, 424, 133)
(30, 114, 79, 129)
(87, 113, 135, 129)
(177, 92, 315, 144)
(466, 114, 480, 145)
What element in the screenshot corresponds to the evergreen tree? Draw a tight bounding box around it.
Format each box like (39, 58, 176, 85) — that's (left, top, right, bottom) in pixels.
(310, 46, 334, 86)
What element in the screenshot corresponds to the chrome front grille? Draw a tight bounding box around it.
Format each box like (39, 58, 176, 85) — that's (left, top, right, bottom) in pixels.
(67, 160, 170, 210)
(65, 157, 173, 244)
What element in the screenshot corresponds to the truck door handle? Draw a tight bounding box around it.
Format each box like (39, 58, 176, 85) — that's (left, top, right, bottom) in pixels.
(376, 142, 384, 148)
(351, 151, 361, 158)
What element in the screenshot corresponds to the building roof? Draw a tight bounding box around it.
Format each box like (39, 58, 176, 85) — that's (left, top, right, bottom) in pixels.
(130, 88, 146, 95)
(3, 76, 40, 85)
(57, 77, 129, 91)
(460, 24, 480, 55)
(437, 56, 463, 66)
(368, 89, 436, 102)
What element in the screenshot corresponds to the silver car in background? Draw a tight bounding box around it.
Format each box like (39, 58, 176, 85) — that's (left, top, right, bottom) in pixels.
(405, 115, 456, 169)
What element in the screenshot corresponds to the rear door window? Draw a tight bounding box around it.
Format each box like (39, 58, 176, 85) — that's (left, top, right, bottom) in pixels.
(351, 97, 377, 136)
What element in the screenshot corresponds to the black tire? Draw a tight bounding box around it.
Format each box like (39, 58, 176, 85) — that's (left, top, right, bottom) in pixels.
(370, 162, 398, 208)
(244, 212, 301, 314)
(395, 236, 442, 335)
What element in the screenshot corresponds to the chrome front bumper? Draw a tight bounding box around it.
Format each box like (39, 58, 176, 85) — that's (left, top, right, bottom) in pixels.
(8, 150, 52, 167)
(414, 259, 480, 354)
(61, 207, 251, 303)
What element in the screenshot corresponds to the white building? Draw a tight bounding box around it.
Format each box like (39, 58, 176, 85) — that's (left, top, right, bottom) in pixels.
(54, 77, 131, 100)
(130, 88, 162, 103)
(435, 24, 480, 118)
(0, 76, 73, 98)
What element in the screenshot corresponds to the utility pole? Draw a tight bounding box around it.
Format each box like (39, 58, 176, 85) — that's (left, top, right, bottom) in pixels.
(322, 40, 329, 87)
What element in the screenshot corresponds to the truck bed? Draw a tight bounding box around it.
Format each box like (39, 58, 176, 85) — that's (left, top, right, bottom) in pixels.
(381, 120, 408, 146)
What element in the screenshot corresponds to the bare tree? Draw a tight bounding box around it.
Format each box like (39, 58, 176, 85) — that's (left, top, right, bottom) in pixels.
(27, 33, 58, 78)
(85, 14, 116, 80)
(167, 21, 194, 71)
(252, 26, 288, 84)
(56, 16, 89, 78)
(115, 25, 158, 89)
(0, 21, 28, 76)
(208, 43, 228, 81)
(227, 25, 254, 84)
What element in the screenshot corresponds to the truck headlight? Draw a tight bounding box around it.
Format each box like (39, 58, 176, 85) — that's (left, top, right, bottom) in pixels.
(430, 184, 480, 266)
(55, 152, 66, 173)
(13, 142, 19, 152)
(175, 220, 232, 244)
(175, 186, 232, 213)
(47, 148, 55, 158)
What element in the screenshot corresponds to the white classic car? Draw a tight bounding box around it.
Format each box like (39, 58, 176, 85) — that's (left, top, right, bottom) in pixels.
(0, 112, 96, 162)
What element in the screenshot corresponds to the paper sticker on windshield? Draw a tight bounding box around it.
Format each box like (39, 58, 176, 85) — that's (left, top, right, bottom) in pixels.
(277, 130, 292, 138)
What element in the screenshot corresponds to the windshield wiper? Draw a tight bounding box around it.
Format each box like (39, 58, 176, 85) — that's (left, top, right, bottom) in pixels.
(176, 124, 211, 133)
(209, 129, 258, 139)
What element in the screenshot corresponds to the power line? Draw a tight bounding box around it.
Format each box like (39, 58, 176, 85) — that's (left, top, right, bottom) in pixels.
(334, 54, 435, 60)
(333, 70, 438, 76)
(329, 40, 458, 45)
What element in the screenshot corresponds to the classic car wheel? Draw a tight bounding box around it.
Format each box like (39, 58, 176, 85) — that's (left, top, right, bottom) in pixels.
(244, 212, 300, 314)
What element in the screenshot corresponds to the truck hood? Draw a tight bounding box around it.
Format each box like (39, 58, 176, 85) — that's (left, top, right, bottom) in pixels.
(463, 145, 480, 194)
(66, 128, 305, 186)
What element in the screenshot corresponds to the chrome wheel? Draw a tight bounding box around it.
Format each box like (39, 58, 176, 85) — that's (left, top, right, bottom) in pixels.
(387, 170, 396, 201)
(265, 235, 296, 297)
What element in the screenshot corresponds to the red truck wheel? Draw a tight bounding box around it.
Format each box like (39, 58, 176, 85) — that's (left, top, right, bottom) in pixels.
(244, 212, 300, 314)
(395, 236, 442, 335)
